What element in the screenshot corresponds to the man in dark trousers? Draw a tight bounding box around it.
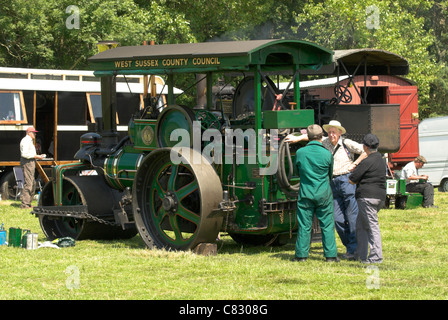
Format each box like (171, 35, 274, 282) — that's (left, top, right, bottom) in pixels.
(291, 124, 339, 262)
(400, 155, 437, 208)
(19, 127, 44, 209)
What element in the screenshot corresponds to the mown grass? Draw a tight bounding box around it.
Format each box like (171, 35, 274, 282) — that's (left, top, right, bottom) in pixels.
(0, 191, 447, 301)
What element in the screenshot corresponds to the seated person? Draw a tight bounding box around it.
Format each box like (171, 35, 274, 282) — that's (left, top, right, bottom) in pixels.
(400, 156, 437, 208)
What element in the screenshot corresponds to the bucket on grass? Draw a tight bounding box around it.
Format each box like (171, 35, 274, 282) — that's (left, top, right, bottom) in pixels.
(8, 227, 22, 247)
(22, 230, 38, 250)
(0, 224, 6, 245)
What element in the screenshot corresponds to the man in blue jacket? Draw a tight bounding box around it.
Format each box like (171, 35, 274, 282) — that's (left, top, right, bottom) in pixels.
(292, 124, 339, 262)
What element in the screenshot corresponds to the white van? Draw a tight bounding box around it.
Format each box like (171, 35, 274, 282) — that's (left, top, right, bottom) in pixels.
(418, 116, 448, 191)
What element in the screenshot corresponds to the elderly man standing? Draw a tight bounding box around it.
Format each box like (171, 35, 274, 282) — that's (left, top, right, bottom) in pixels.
(290, 124, 339, 262)
(20, 127, 44, 209)
(400, 156, 437, 208)
(285, 120, 367, 260)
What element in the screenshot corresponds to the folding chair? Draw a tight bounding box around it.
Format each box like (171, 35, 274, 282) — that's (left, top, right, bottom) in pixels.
(13, 166, 24, 201)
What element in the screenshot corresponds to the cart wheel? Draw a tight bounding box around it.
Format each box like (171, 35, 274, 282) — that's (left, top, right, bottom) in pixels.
(334, 85, 352, 103)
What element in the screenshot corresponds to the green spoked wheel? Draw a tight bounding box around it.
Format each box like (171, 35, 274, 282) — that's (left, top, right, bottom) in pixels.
(195, 109, 221, 130)
(133, 148, 223, 251)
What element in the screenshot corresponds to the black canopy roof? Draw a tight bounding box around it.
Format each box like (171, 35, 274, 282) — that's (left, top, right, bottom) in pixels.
(302, 48, 409, 76)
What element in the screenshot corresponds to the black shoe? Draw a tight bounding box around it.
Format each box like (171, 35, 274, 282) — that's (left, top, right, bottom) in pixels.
(325, 257, 340, 262)
(291, 257, 307, 262)
(340, 253, 356, 260)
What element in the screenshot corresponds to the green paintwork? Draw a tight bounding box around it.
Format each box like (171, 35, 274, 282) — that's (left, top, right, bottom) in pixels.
(391, 178, 423, 209)
(406, 194, 423, 209)
(263, 110, 314, 129)
(103, 146, 143, 189)
(129, 119, 158, 150)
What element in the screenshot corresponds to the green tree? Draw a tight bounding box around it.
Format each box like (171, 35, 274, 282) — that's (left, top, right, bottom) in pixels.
(425, 1, 448, 117)
(0, 0, 195, 69)
(151, 0, 302, 42)
(427, 66, 448, 117)
(293, 0, 439, 117)
(427, 0, 448, 63)
(0, 0, 54, 67)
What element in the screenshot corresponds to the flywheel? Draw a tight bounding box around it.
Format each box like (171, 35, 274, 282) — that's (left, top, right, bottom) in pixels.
(155, 105, 196, 148)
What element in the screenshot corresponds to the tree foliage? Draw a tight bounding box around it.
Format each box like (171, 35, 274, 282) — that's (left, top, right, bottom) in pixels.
(0, 0, 447, 117)
(0, 0, 195, 69)
(292, 0, 440, 116)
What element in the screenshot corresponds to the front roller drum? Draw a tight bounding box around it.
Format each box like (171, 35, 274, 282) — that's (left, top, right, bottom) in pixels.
(133, 148, 223, 251)
(38, 175, 137, 240)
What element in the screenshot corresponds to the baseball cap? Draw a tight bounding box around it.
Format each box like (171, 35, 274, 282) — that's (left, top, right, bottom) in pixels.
(362, 133, 379, 148)
(26, 127, 38, 133)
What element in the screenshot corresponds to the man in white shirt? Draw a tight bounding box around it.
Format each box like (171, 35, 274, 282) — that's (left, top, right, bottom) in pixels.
(400, 156, 436, 208)
(20, 127, 44, 209)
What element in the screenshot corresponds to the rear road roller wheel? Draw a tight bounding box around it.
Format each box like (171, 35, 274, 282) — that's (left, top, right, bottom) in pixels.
(38, 176, 137, 240)
(133, 148, 223, 251)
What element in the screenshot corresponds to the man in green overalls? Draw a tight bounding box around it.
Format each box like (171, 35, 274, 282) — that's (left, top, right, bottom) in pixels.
(291, 124, 339, 262)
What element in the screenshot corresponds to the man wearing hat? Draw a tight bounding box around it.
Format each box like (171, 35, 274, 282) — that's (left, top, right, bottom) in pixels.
(400, 155, 437, 208)
(285, 120, 367, 260)
(291, 124, 339, 262)
(349, 134, 386, 263)
(19, 127, 45, 209)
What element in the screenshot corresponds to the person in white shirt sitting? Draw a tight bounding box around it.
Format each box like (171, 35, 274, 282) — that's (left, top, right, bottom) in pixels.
(400, 155, 437, 208)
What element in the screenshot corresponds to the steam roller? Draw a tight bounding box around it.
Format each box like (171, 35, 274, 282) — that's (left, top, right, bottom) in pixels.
(32, 39, 345, 252)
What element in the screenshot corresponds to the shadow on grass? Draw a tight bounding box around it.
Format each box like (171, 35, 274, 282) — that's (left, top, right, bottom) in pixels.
(95, 235, 147, 249)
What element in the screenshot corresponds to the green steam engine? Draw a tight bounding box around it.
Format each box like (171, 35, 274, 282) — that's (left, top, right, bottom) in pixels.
(32, 40, 336, 250)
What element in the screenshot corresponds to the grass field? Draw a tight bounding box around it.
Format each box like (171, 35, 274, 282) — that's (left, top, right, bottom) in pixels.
(0, 191, 447, 302)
